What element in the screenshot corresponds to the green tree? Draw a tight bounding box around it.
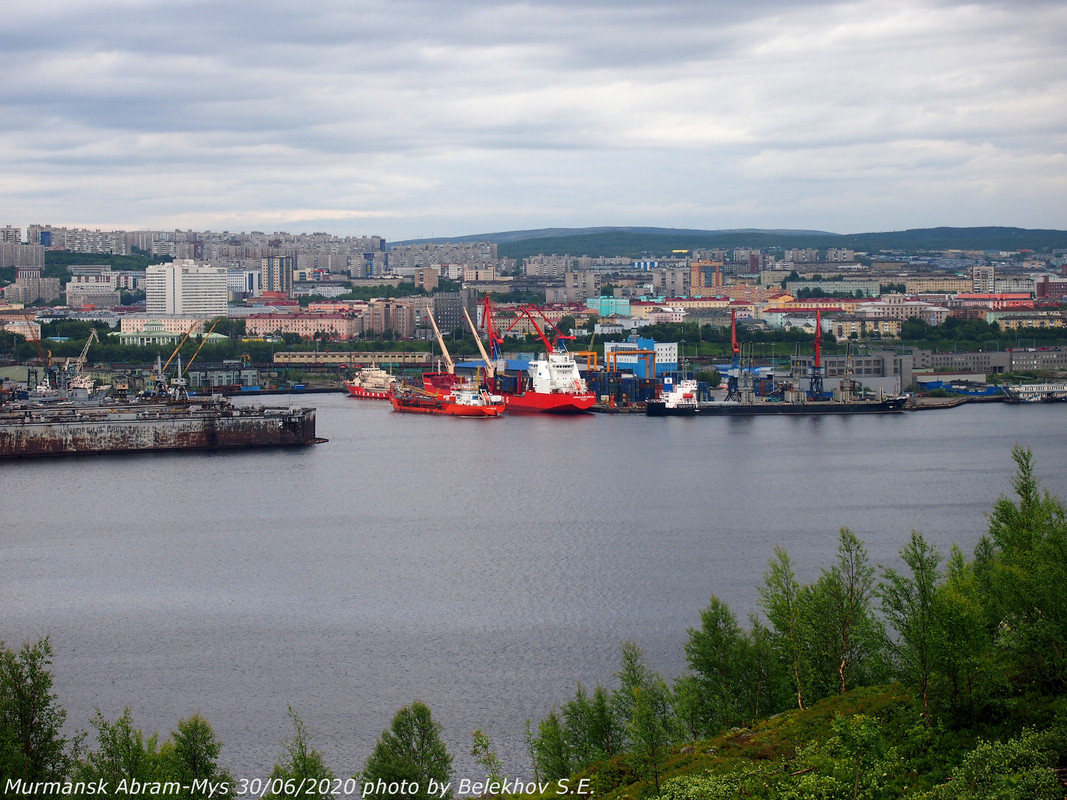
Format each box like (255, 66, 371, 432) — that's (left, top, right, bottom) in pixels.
(980, 446, 1067, 690)
(683, 595, 756, 734)
(166, 715, 234, 799)
(0, 638, 71, 789)
(75, 708, 167, 798)
(759, 547, 808, 709)
(469, 728, 504, 784)
(360, 701, 453, 800)
(529, 710, 569, 782)
(830, 714, 884, 800)
(561, 682, 618, 771)
(611, 640, 658, 738)
(879, 531, 943, 725)
(811, 529, 885, 696)
(626, 678, 674, 794)
(263, 707, 334, 800)
(932, 546, 990, 721)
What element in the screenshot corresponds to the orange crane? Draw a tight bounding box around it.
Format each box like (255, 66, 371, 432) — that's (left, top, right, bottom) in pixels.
(725, 308, 742, 401)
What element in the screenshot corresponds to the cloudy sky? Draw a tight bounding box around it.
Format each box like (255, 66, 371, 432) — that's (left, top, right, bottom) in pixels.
(2, 0, 1065, 240)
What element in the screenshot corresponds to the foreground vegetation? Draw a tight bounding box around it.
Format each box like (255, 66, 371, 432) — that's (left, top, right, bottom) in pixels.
(521, 447, 1067, 799)
(2, 448, 1066, 798)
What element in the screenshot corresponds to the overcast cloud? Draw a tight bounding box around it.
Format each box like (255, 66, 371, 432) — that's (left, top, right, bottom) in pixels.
(2, 0, 1065, 239)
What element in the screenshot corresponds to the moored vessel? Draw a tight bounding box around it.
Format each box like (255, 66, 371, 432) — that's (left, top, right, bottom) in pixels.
(480, 300, 595, 414)
(0, 396, 323, 459)
(387, 382, 505, 417)
(344, 367, 396, 399)
(646, 378, 700, 417)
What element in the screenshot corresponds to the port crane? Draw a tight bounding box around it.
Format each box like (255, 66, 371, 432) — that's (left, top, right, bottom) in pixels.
(146, 321, 205, 397)
(504, 305, 575, 355)
(463, 307, 496, 382)
(421, 306, 461, 395)
(807, 309, 828, 401)
(479, 295, 506, 361)
(724, 309, 742, 402)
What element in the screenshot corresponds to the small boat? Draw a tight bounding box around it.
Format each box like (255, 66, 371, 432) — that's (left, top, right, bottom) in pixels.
(344, 367, 396, 399)
(387, 383, 506, 418)
(646, 378, 700, 417)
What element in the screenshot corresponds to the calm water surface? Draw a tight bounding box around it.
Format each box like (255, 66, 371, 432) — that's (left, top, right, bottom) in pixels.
(3, 395, 1066, 782)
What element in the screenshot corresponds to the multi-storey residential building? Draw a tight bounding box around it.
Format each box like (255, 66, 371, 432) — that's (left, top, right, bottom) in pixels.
(27, 225, 130, 255)
(261, 256, 294, 297)
(0, 242, 44, 268)
(462, 265, 496, 283)
(389, 242, 502, 272)
(902, 276, 972, 294)
(971, 265, 996, 293)
(66, 272, 121, 308)
(145, 260, 228, 316)
(829, 316, 904, 340)
(989, 311, 1067, 330)
(1, 226, 21, 243)
(227, 269, 262, 299)
(785, 248, 819, 263)
(825, 248, 856, 263)
(413, 268, 439, 292)
(565, 270, 601, 302)
(862, 294, 950, 325)
(651, 268, 690, 298)
(364, 298, 418, 339)
(1, 267, 61, 304)
(523, 255, 573, 278)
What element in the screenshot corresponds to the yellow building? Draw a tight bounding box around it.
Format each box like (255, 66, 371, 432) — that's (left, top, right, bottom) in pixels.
(830, 316, 903, 340)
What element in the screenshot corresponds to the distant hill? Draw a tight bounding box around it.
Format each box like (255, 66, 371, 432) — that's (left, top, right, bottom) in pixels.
(394, 226, 1067, 261)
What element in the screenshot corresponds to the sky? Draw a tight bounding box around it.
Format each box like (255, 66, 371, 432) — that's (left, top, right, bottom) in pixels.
(2, 0, 1065, 241)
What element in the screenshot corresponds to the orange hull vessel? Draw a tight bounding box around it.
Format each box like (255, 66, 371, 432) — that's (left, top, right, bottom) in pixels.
(388, 383, 505, 418)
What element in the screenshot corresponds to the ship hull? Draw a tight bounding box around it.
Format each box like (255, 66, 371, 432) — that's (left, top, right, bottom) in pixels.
(388, 395, 504, 417)
(646, 400, 698, 417)
(344, 383, 391, 400)
(388, 385, 505, 417)
(503, 391, 596, 414)
(694, 398, 906, 416)
(0, 402, 321, 459)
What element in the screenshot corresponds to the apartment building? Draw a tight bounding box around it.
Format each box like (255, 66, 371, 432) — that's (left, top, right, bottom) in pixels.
(145, 261, 228, 316)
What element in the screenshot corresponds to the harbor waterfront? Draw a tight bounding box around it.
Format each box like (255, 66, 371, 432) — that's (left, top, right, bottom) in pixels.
(3, 393, 1067, 784)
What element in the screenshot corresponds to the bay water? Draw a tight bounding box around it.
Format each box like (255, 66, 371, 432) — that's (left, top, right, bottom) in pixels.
(3, 395, 1066, 786)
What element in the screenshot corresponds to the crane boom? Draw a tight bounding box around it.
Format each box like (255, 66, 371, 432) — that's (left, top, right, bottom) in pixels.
(161, 323, 199, 376)
(426, 307, 454, 374)
(480, 295, 505, 360)
(463, 308, 494, 378)
(73, 329, 99, 375)
(182, 318, 222, 376)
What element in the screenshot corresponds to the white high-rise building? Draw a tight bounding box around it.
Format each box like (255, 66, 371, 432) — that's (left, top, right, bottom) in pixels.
(145, 260, 228, 316)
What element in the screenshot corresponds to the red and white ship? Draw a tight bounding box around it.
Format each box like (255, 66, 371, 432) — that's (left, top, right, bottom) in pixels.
(387, 382, 505, 417)
(344, 367, 396, 399)
(480, 299, 595, 414)
(505, 350, 596, 413)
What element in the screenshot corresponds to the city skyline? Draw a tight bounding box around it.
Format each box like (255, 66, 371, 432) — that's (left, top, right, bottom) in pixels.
(2, 0, 1065, 241)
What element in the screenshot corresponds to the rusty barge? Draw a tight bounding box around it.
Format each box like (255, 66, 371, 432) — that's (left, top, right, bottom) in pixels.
(0, 397, 323, 459)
